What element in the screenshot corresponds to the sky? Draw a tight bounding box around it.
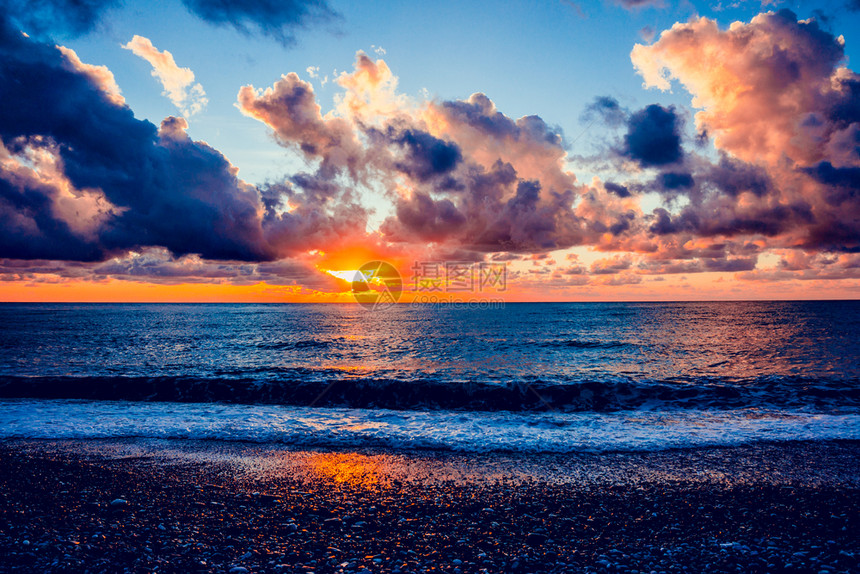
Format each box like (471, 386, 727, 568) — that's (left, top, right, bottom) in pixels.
(1, 0, 860, 302)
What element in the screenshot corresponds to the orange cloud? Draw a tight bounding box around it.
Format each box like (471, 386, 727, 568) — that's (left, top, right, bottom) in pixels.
(631, 11, 853, 168)
(4, 14, 860, 303)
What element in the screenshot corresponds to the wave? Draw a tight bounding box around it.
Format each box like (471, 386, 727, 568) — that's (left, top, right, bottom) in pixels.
(1, 399, 859, 453)
(0, 374, 858, 412)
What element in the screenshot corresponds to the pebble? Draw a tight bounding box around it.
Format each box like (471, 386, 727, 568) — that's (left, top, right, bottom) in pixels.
(1, 443, 858, 574)
(526, 532, 548, 545)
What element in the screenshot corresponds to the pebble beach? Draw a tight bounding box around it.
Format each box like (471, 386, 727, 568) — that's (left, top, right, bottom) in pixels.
(1, 439, 858, 573)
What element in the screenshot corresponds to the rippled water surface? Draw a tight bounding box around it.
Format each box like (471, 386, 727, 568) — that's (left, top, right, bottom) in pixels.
(1, 301, 858, 451)
(1, 301, 858, 410)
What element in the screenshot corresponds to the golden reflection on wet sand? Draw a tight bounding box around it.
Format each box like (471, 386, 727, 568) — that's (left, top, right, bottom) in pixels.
(306, 452, 386, 487)
(225, 448, 510, 487)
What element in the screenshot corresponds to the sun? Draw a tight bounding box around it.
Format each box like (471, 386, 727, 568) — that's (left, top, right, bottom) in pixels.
(324, 269, 363, 283)
(312, 243, 412, 292)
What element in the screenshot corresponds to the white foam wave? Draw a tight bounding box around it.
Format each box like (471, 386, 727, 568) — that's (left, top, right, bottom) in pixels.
(1, 399, 859, 453)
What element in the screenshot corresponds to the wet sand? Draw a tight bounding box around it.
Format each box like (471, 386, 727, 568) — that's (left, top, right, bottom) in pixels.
(1, 439, 858, 573)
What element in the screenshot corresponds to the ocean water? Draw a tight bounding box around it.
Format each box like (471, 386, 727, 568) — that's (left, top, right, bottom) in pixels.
(1, 301, 859, 452)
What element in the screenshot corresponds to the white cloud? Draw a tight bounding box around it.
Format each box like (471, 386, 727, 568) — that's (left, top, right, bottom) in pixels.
(122, 35, 207, 116)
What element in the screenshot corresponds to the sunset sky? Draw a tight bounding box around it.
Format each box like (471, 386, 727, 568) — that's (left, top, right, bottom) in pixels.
(1, 0, 860, 302)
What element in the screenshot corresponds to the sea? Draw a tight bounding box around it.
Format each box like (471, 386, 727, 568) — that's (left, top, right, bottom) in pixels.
(1, 301, 859, 453)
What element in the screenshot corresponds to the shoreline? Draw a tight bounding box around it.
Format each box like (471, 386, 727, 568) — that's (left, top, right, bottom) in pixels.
(5, 437, 860, 487)
(1, 439, 859, 573)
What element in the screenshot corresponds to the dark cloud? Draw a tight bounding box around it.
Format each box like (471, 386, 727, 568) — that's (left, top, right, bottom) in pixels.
(0, 248, 341, 289)
(440, 94, 521, 140)
(4, 6, 859, 287)
(181, 0, 340, 47)
(630, 9, 860, 258)
(648, 202, 814, 240)
(705, 154, 772, 197)
(801, 222, 860, 253)
(257, 175, 368, 257)
(630, 153, 776, 210)
(658, 172, 694, 190)
(387, 128, 462, 182)
(648, 207, 693, 236)
(381, 159, 582, 253)
(798, 162, 860, 252)
(604, 181, 631, 197)
(465, 176, 579, 252)
(0, 20, 268, 260)
(590, 254, 633, 275)
(439, 94, 565, 150)
(0, 0, 119, 37)
(802, 162, 860, 205)
(0, 19, 362, 262)
(370, 91, 585, 254)
(608, 212, 635, 235)
(702, 257, 757, 272)
(0, 171, 102, 261)
(623, 104, 683, 167)
(828, 124, 860, 163)
(637, 254, 758, 275)
(828, 76, 860, 127)
(1, 0, 337, 45)
(389, 192, 466, 243)
(581, 96, 627, 128)
(592, 9, 860, 277)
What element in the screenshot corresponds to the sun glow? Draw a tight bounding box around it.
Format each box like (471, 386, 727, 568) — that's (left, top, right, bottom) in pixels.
(324, 269, 361, 283)
(313, 243, 413, 294)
